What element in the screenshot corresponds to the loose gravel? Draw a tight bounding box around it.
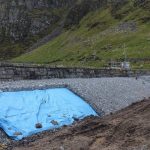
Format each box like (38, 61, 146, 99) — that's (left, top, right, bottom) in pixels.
(0, 76, 150, 114)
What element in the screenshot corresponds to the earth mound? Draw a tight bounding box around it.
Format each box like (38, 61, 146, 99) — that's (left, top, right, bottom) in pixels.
(5, 98, 150, 150)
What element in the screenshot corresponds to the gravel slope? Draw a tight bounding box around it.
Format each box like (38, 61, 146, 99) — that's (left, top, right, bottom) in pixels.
(0, 76, 150, 115)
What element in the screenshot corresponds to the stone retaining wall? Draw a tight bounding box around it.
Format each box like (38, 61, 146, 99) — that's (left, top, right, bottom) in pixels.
(0, 62, 149, 80)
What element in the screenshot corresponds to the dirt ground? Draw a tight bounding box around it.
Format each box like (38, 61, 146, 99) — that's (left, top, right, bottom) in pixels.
(2, 98, 150, 150)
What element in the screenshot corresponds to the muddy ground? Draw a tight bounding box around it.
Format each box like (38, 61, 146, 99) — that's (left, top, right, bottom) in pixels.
(1, 98, 149, 150)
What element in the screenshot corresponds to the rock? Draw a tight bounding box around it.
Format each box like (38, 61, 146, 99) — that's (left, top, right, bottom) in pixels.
(35, 123, 43, 129)
(134, 0, 150, 10)
(51, 120, 59, 126)
(13, 132, 22, 136)
(64, 0, 107, 28)
(72, 116, 79, 122)
(0, 143, 7, 150)
(60, 146, 65, 150)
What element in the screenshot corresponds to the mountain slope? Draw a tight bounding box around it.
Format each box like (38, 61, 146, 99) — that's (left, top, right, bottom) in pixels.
(0, 0, 75, 60)
(13, 0, 150, 69)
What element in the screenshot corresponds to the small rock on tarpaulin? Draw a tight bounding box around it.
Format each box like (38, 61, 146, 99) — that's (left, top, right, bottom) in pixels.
(35, 123, 43, 129)
(51, 120, 59, 126)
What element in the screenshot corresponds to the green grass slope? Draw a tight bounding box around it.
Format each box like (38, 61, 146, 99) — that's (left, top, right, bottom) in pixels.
(13, 3, 150, 69)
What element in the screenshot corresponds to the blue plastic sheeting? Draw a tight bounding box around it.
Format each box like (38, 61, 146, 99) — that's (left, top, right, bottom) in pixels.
(0, 88, 97, 140)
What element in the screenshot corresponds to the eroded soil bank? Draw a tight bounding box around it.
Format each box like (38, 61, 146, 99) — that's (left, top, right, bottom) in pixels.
(3, 98, 150, 150)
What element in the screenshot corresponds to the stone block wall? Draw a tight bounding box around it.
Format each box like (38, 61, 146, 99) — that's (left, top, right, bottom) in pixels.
(0, 62, 149, 80)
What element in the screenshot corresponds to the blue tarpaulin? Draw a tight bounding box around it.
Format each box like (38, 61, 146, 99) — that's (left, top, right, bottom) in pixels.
(0, 88, 97, 140)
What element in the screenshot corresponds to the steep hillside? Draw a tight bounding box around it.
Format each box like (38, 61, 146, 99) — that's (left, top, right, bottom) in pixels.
(0, 0, 75, 59)
(13, 0, 150, 69)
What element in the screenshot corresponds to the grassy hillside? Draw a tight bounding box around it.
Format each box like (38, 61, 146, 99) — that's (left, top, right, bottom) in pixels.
(13, 2, 150, 69)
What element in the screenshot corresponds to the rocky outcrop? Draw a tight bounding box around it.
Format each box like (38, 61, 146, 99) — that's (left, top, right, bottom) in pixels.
(64, 0, 107, 28)
(0, 0, 75, 42)
(0, 0, 76, 59)
(134, 0, 150, 9)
